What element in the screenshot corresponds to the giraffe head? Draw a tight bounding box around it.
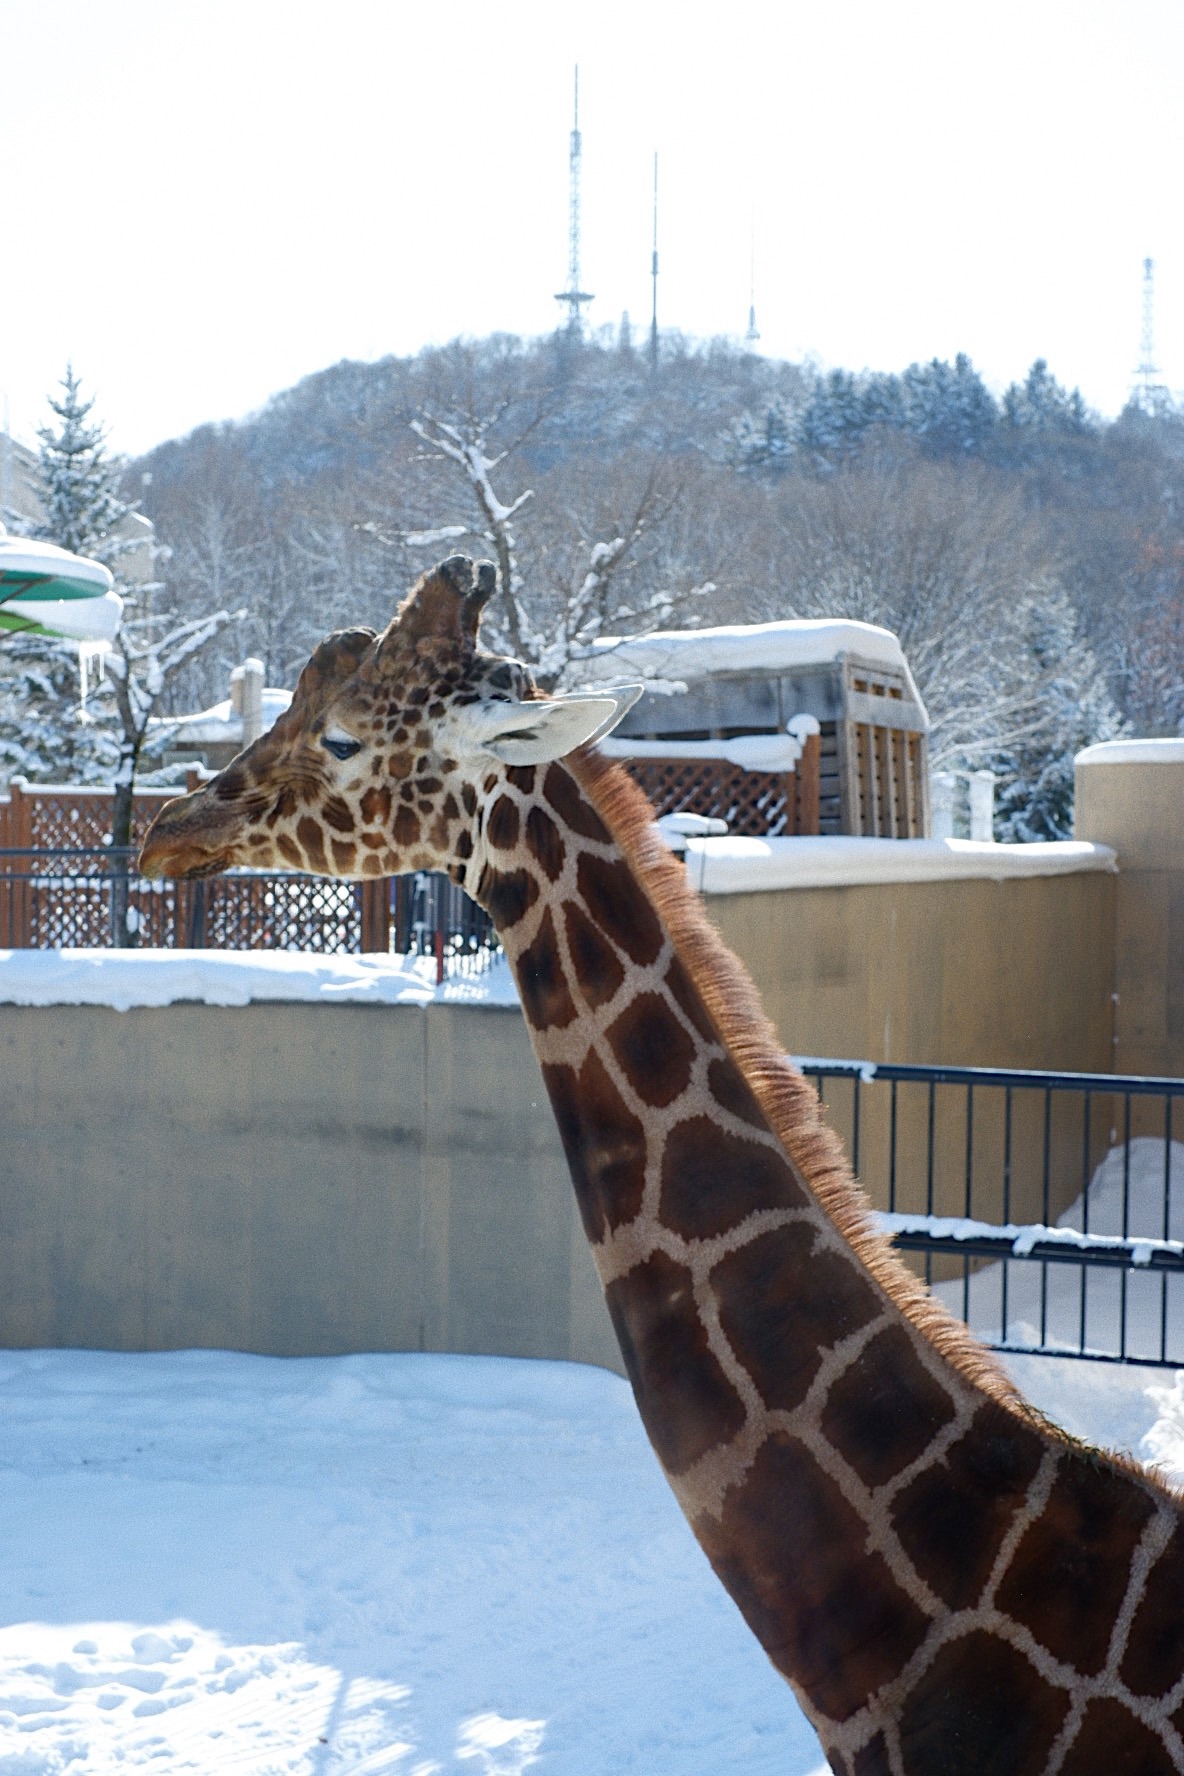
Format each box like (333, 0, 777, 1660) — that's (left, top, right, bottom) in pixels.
(139, 556, 639, 885)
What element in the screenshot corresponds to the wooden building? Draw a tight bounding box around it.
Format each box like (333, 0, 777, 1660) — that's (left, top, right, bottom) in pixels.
(581, 618, 930, 839)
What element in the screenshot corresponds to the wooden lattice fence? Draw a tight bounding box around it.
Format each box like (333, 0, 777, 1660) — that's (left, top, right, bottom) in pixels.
(620, 731, 821, 837)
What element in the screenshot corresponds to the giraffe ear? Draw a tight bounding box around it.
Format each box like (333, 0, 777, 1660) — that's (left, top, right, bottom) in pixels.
(468, 688, 639, 765)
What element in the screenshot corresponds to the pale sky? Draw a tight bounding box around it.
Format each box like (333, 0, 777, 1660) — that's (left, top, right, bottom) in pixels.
(3, 0, 1184, 457)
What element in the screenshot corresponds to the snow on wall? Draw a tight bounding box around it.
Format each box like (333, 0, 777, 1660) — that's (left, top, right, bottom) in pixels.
(682, 835, 1118, 895)
(0, 948, 521, 1011)
(1076, 738, 1184, 766)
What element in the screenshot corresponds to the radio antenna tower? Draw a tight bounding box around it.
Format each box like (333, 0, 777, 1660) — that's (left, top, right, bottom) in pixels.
(649, 153, 660, 371)
(554, 66, 593, 335)
(1133, 256, 1170, 414)
(744, 228, 760, 345)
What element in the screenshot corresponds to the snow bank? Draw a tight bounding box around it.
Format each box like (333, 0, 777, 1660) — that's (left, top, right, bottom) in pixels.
(682, 834, 1117, 895)
(0, 948, 520, 1011)
(0, 1349, 818, 1775)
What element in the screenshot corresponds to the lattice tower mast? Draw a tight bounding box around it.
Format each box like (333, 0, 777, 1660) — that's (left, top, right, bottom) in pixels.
(745, 228, 760, 345)
(649, 153, 660, 371)
(1134, 256, 1170, 413)
(555, 66, 593, 335)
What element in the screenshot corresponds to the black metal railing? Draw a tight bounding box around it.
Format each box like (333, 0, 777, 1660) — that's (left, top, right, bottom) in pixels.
(796, 1057, 1184, 1366)
(0, 848, 499, 975)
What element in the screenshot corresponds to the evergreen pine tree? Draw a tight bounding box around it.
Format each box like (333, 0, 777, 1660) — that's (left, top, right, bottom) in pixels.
(992, 587, 1123, 840)
(35, 365, 131, 561)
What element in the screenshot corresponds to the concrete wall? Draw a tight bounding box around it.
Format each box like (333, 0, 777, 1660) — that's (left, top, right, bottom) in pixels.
(708, 870, 1116, 1074)
(1076, 747, 1184, 1079)
(0, 858, 1121, 1359)
(0, 999, 620, 1372)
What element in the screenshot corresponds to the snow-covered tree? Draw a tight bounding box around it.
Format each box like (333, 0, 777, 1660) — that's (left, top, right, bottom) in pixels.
(991, 588, 1124, 840)
(409, 408, 712, 687)
(20, 369, 243, 916)
(35, 365, 132, 563)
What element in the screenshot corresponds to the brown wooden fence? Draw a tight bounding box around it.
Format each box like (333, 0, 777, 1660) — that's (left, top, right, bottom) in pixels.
(619, 730, 821, 836)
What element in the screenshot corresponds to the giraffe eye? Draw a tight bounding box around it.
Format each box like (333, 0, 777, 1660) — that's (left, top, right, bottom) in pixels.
(322, 735, 362, 761)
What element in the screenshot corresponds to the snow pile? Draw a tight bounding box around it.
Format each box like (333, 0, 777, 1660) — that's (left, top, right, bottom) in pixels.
(0, 948, 520, 1011)
(682, 834, 1117, 895)
(0, 1350, 817, 1775)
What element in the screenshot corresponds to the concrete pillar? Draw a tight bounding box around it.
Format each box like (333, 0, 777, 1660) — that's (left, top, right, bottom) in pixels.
(969, 770, 996, 842)
(931, 772, 957, 840)
(240, 659, 265, 748)
(1075, 739, 1184, 1076)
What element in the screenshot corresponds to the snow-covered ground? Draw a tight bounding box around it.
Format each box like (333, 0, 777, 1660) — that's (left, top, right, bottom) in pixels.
(1, 1347, 1182, 1776)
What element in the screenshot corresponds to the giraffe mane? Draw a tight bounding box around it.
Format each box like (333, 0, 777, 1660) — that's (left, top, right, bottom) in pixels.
(570, 744, 1183, 1488)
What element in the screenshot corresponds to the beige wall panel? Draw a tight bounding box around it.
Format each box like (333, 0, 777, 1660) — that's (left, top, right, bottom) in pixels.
(1076, 757, 1184, 1078)
(705, 874, 1115, 1074)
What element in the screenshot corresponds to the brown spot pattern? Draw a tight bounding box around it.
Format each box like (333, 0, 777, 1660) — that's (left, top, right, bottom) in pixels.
(708, 1058, 768, 1129)
(1123, 1522, 1184, 1698)
(1057, 1700, 1175, 1775)
(897, 1632, 1068, 1776)
(605, 1249, 747, 1474)
(696, 1433, 930, 1722)
(393, 806, 421, 847)
(360, 784, 391, 824)
(820, 1325, 956, 1489)
(525, 805, 565, 881)
(577, 853, 664, 966)
(605, 993, 696, 1108)
(544, 762, 611, 842)
(996, 1456, 1155, 1676)
(506, 765, 536, 795)
(852, 1736, 893, 1776)
(331, 839, 356, 872)
(563, 903, 625, 1009)
(664, 954, 718, 1043)
(712, 1226, 879, 1413)
(541, 1050, 647, 1243)
(890, 1401, 1046, 1611)
(323, 795, 355, 834)
(296, 816, 327, 871)
(660, 1115, 807, 1240)
(486, 795, 520, 850)
(479, 868, 539, 931)
(517, 910, 577, 1032)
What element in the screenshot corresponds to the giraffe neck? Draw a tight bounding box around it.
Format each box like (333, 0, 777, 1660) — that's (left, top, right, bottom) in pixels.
(474, 751, 1184, 1775)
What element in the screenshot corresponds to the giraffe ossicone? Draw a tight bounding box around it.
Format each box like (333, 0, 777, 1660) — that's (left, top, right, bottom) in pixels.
(140, 555, 1184, 1776)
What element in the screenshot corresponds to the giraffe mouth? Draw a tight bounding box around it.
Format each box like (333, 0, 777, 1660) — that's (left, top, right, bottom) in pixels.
(137, 837, 233, 882)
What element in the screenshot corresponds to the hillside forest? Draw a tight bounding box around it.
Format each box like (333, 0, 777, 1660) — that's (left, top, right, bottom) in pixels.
(11, 330, 1184, 840)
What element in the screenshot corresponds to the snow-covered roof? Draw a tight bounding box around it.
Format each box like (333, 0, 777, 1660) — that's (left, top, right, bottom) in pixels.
(680, 835, 1117, 896)
(576, 618, 915, 683)
(1076, 738, 1184, 766)
(0, 531, 114, 592)
(0, 529, 122, 641)
(154, 687, 293, 744)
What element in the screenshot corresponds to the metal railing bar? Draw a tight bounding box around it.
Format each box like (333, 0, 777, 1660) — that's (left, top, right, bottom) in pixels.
(793, 1057, 1184, 1096)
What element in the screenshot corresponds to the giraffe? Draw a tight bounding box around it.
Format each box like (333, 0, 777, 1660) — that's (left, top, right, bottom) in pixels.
(140, 556, 1184, 1776)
